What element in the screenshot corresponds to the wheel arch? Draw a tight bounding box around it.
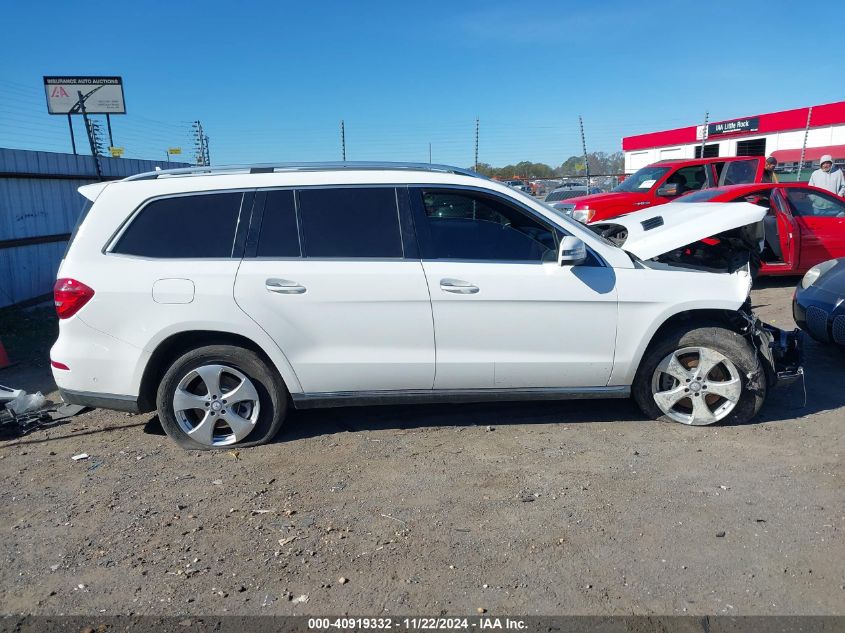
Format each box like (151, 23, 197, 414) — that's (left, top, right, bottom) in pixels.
(613, 307, 746, 387)
(137, 330, 299, 412)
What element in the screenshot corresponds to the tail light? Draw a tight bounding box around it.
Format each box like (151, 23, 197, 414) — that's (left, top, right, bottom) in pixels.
(53, 278, 95, 319)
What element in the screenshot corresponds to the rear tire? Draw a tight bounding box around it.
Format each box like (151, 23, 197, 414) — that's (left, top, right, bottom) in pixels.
(156, 345, 287, 450)
(633, 323, 766, 426)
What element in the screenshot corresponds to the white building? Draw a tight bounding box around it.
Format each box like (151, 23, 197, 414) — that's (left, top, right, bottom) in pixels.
(622, 101, 845, 177)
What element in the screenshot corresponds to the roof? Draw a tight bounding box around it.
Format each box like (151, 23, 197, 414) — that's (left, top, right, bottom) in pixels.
(771, 145, 845, 163)
(688, 182, 840, 197)
(654, 156, 762, 166)
(623, 101, 845, 152)
(122, 161, 485, 182)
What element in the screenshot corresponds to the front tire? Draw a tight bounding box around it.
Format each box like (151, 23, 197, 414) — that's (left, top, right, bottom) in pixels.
(633, 324, 766, 426)
(156, 345, 287, 450)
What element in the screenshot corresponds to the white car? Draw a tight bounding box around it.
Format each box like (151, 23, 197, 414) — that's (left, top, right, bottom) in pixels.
(51, 162, 802, 450)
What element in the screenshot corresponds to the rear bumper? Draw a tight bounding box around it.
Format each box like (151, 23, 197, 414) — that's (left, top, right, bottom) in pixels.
(58, 388, 141, 413)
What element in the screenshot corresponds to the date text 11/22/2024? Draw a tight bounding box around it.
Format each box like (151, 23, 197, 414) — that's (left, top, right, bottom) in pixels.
(308, 617, 528, 630)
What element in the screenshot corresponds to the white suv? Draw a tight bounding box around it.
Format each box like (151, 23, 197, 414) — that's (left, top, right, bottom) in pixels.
(51, 163, 802, 449)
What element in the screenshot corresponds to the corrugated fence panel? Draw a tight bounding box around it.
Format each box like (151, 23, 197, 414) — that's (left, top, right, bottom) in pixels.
(0, 147, 191, 308)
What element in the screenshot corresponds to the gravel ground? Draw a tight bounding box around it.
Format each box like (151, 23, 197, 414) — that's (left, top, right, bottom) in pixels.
(0, 281, 842, 616)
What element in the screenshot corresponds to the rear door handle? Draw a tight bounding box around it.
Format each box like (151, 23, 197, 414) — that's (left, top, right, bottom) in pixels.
(440, 278, 479, 294)
(265, 278, 306, 294)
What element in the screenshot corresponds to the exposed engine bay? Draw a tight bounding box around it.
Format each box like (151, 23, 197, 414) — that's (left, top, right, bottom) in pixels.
(591, 220, 765, 275)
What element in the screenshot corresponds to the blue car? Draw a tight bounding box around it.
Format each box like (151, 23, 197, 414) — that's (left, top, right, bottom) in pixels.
(793, 258, 845, 349)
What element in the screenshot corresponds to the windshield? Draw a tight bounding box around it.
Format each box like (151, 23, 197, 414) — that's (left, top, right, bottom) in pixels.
(676, 188, 725, 203)
(613, 166, 670, 193)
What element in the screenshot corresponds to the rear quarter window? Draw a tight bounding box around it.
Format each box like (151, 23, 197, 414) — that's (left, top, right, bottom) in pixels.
(112, 192, 244, 258)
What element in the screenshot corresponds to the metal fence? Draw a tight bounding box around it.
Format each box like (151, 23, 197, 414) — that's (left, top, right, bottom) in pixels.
(0, 147, 190, 309)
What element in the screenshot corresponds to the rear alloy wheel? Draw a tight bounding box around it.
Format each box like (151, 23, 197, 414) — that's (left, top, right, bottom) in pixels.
(173, 364, 261, 446)
(157, 345, 286, 450)
(650, 347, 742, 425)
(633, 324, 766, 426)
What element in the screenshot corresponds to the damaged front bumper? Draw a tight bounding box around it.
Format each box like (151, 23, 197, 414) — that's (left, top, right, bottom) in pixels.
(752, 320, 804, 387)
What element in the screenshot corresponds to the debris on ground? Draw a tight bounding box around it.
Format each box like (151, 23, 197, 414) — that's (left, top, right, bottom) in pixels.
(71, 453, 90, 461)
(0, 385, 23, 403)
(5, 391, 46, 415)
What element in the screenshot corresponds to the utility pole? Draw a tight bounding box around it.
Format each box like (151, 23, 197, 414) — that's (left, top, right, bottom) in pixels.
(579, 115, 590, 185)
(797, 106, 813, 182)
(67, 114, 77, 155)
(78, 90, 103, 180)
(192, 121, 209, 166)
(340, 120, 346, 161)
(474, 117, 479, 171)
(429, 142, 432, 164)
(699, 111, 709, 158)
(106, 113, 114, 149)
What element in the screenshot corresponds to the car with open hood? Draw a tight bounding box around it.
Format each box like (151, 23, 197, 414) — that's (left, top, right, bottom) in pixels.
(52, 162, 801, 450)
(672, 183, 845, 276)
(556, 156, 768, 223)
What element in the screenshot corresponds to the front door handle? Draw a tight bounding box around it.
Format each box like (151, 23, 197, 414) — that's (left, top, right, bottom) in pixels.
(440, 278, 479, 294)
(266, 278, 306, 294)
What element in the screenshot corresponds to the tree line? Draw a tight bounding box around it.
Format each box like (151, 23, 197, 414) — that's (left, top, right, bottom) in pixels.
(474, 151, 623, 179)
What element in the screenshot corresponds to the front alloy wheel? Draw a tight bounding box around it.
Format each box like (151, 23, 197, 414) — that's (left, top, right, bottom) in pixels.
(651, 346, 742, 425)
(632, 324, 766, 427)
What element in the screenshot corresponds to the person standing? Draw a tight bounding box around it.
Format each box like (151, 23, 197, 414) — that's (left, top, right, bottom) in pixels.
(763, 156, 779, 183)
(808, 154, 845, 196)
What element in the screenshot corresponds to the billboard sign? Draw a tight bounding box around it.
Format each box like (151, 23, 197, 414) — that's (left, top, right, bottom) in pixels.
(708, 117, 760, 136)
(43, 76, 126, 115)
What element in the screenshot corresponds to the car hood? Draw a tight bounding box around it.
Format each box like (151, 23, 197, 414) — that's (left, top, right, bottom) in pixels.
(591, 201, 767, 261)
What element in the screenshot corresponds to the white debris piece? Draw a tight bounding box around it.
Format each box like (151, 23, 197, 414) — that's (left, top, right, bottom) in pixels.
(71, 453, 90, 461)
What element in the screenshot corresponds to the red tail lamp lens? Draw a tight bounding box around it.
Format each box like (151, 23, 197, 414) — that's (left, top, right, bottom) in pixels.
(53, 278, 95, 319)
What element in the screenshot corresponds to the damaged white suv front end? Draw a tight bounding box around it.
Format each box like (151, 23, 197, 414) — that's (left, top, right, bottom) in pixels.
(590, 201, 803, 424)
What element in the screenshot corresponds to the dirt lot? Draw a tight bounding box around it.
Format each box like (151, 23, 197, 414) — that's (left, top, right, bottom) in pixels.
(0, 280, 842, 616)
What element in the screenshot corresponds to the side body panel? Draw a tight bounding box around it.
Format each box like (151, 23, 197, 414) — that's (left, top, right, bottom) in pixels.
(609, 265, 752, 386)
(234, 260, 435, 392)
(421, 261, 618, 389)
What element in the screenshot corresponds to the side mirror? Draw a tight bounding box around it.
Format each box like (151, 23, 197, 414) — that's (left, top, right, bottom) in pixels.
(657, 182, 680, 197)
(558, 236, 587, 266)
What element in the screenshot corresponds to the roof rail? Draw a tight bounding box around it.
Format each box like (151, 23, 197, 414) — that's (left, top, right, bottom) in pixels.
(123, 161, 486, 182)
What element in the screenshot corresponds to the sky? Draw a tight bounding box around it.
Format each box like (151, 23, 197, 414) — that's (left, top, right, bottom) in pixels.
(0, 0, 840, 168)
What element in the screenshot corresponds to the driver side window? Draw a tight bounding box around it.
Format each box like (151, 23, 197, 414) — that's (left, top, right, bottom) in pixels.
(418, 190, 557, 262)
(786, 190, 845, 217)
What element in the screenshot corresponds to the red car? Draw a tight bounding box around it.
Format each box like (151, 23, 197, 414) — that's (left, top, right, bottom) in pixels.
(559, 156, 768, 223)
(674, 183, 845, 276)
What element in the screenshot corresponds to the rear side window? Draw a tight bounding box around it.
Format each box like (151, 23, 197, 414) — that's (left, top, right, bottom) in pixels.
(719, 160, 758, 186)
(257, 190, 300, 257)
(113, 192, 243, 258)
(298, 187, 402, 258)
